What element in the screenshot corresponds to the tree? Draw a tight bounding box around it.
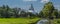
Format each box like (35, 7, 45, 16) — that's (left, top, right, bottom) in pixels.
(1, 5, 11, 18)
(13, 8, 21, 18)
(42, 2, 55, 19)
(51, 9, 58, 18)
(39, 11, 44, 18)
(20, 10, 27, 17)
(40, 2, 59, 24)
(2, 5, 5, 9)
(41, 2, 56, 24)
(1, 5, 6, 18)
(5, 5, 10, 18)
(56, 11, 60, 18)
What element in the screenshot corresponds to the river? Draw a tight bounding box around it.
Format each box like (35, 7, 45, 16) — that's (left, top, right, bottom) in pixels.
(37, 19, 49, 24)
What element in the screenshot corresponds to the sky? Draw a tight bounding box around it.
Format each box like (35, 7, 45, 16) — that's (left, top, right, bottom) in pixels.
(0, 0, 60, 13)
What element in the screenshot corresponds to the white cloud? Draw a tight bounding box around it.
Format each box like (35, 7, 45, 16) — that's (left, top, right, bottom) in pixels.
(40, 0, 50, 3)
(23, 0, 37, 1)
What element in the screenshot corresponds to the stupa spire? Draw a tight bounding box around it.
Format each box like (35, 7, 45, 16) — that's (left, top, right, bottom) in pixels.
(29, 4, 34, 11)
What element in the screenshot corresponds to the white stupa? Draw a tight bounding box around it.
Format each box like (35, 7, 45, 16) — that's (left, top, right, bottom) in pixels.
(28, 4, 35, 13)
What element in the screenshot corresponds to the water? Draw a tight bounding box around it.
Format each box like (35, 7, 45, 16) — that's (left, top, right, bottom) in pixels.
(37, 19, 49, 24)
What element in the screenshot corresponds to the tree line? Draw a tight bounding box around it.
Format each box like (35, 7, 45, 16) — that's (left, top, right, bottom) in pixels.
(0, 2, 60, 18)
(0, 5, 37, 18)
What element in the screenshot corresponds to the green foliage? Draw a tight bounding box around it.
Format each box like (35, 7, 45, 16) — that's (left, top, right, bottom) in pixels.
(52, 9, 58, 18)
(0, 5, 21, 18)
(54, 19, 60, 24)
(0, 4, 37, 18)
(39, 11, 44, 18)
(56, 11, 60, 18)
(42, 2, 55, 18)
(39, 2, 59, 19)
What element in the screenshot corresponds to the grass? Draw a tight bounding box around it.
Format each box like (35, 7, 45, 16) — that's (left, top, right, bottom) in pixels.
(53, 19, 60, 24)
(0, 18, 40, 24)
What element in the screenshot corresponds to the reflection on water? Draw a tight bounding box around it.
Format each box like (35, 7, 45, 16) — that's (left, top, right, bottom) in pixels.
(37, 19, 49, 24)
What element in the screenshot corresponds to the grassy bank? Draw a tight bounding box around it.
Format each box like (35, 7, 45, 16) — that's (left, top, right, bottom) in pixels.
(53, 19, 60, 24)
(0, 18, 40, 24)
